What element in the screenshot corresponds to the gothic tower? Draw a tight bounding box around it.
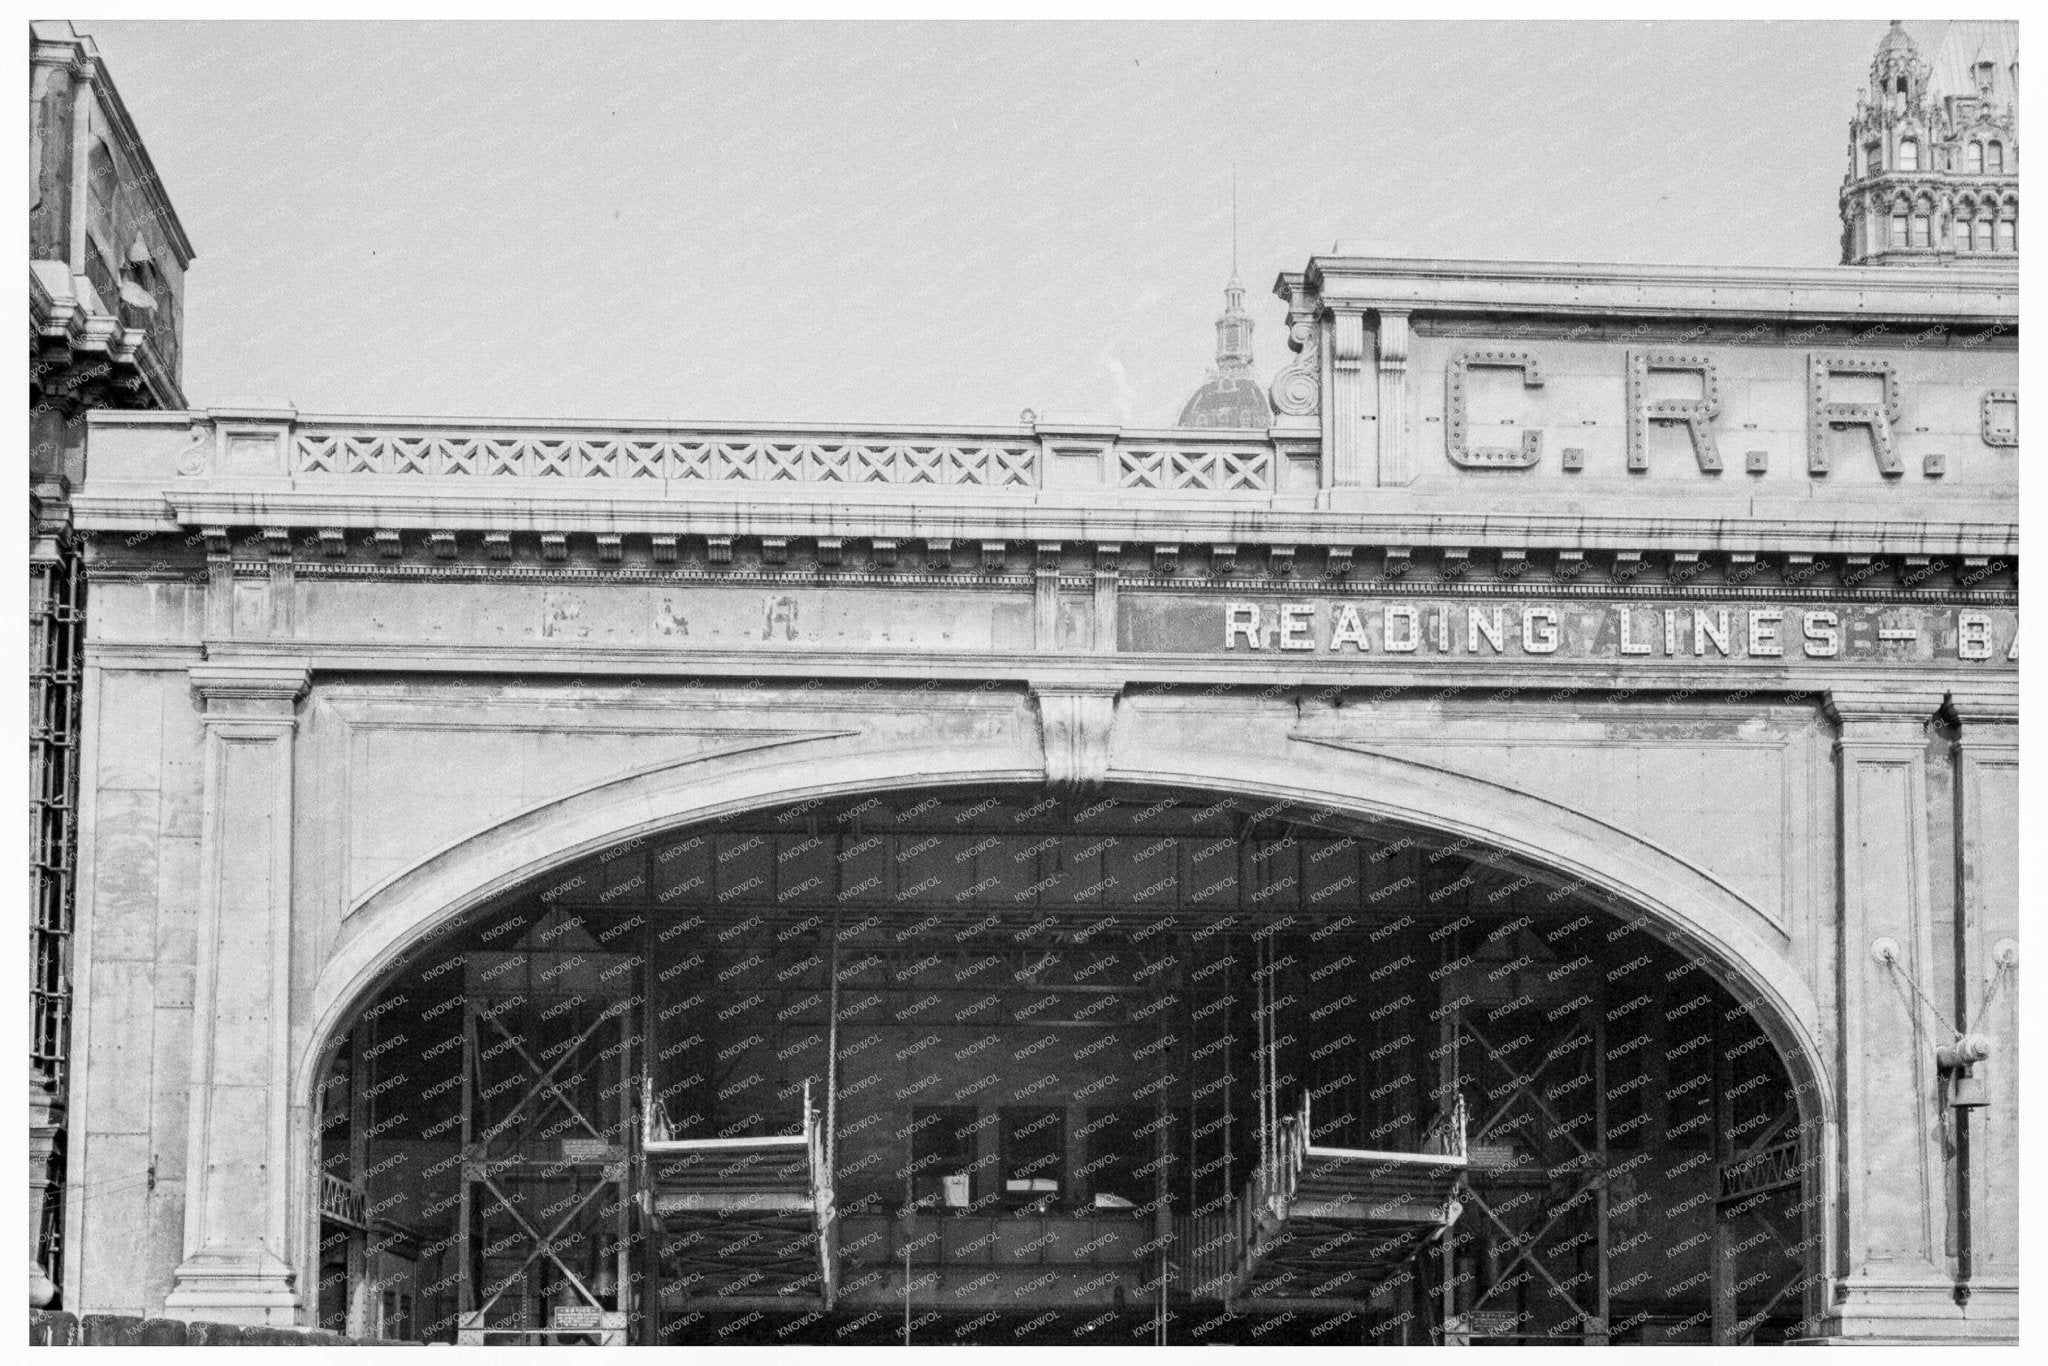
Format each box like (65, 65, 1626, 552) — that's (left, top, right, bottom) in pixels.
(1840, 20, 2018, 266)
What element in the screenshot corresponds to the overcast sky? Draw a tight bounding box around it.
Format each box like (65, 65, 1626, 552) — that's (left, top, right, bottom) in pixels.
(87, 20, 1890, 427)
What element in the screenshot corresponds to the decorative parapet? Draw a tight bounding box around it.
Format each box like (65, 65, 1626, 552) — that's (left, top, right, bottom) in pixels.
(144, 411, 1323, 500)
(292, 427, 1044, 485)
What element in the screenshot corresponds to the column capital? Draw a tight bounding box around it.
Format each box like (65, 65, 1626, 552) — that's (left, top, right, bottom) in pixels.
(1823, 686, 1943, 732)
(189, 659, 311, 718)
(1328, 309, 1367, 371)
(1372, 308, 1411, 367)
(1941, 684, 2020, 733)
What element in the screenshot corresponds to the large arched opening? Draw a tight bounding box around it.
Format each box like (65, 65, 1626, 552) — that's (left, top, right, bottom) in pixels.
(305, 779, 1826, 1346)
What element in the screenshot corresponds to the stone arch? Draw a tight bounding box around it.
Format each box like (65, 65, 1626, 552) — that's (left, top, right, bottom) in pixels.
(290, 727, 1839, 1340)
(298, 730, 1832, 1138)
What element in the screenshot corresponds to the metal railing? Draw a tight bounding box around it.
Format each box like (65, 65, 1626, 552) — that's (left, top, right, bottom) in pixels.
(319, 1172, 369, 1229)
(1224, 1092, 1313, 1300)
(804, 1081, 837, 1307)
(1419, 1094, 1470, 1161)
(1251, 1091, 1314, 1227)
(1170, 1214, 1237, 1301)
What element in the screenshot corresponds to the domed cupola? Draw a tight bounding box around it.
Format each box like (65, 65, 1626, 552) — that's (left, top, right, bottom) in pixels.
(1176, 273, 1274, 430)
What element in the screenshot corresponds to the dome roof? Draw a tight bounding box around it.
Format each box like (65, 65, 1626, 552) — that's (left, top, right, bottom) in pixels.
(1176, 272, 1273, 429)
(1875, 19, 1918, 61)
(1177, 371, 1272, 429)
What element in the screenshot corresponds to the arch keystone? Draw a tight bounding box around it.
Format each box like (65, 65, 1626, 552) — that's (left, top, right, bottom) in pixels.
(1031, 680, 1122, 792)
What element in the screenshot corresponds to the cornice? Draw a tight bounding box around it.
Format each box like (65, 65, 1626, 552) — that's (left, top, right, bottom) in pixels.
(89, 408, 1309, 446)
(28, 264, 181, 410)
(147, 639, 2005, 701)
(1822, 685, 1948, 729)
(83, 490, 2016, 558)
(130, 557, 2002, 608)
(1940, 683, 2020, 730)
(188, 658, 312, 711)
(1302, 255, 2017, 323)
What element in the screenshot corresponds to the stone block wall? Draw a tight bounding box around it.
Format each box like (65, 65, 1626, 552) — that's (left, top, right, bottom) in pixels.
(27, 1311, 394, 1346)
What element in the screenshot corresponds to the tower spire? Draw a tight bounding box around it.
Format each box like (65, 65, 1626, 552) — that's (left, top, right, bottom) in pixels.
(1174, 165, 1272, 428)
(1231, 163, 1239, 282)
(1217, 166, 1247, 362)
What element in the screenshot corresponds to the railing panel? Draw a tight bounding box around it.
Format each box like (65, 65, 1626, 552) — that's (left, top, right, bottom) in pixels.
(269, 420, 1297, 499)
(292, 428, 1047, 488)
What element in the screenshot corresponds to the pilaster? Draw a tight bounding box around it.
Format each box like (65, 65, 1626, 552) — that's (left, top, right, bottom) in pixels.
(1814, 687, 1968, 1341)
(201, 527, 233, 640)
(1091, 544, 1120, 654)
(1033, 542, 1061, 651)
(162, 660, 310, 1325)
(1324, 309, 1367, 487)
(1374, 309, 1411, 485)
(264, 529, 295, 638)
(1940, 685, 2019, 1335)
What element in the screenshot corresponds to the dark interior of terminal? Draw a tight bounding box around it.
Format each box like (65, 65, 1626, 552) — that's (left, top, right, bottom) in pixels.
(313, 786, 1811, 1345)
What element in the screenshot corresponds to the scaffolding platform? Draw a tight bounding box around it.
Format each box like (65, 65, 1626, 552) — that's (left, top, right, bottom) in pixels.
(1231, 1094, 1466, 1308)
(640, 1080, 838, 1320)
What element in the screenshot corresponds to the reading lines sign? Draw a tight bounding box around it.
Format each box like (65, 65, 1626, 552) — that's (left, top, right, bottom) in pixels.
(1161, 599, 2018, 665)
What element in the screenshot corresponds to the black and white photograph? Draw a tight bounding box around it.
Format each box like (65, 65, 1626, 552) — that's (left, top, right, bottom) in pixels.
(25, 13, 2021, 1350)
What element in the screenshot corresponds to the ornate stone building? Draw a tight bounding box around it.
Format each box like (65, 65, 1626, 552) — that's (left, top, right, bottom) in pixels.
(28, 18, 194, 1306)
(48, 21, 2018, 1347)
(1840, 21, 2018, 266)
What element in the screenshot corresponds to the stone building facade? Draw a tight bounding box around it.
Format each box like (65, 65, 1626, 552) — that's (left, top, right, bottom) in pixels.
(49, 21, 2019, 1348)
(29, 17, 194, 1304)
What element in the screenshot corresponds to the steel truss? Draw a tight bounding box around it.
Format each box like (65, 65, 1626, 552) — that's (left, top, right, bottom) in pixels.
(30, 536, 84, 1288)
(1437, 939, 1613, 1344)
(455, 950, 635, 1346)
(1710, 1007, 1817, 1344)
(1427, 917, 1816, 1346)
